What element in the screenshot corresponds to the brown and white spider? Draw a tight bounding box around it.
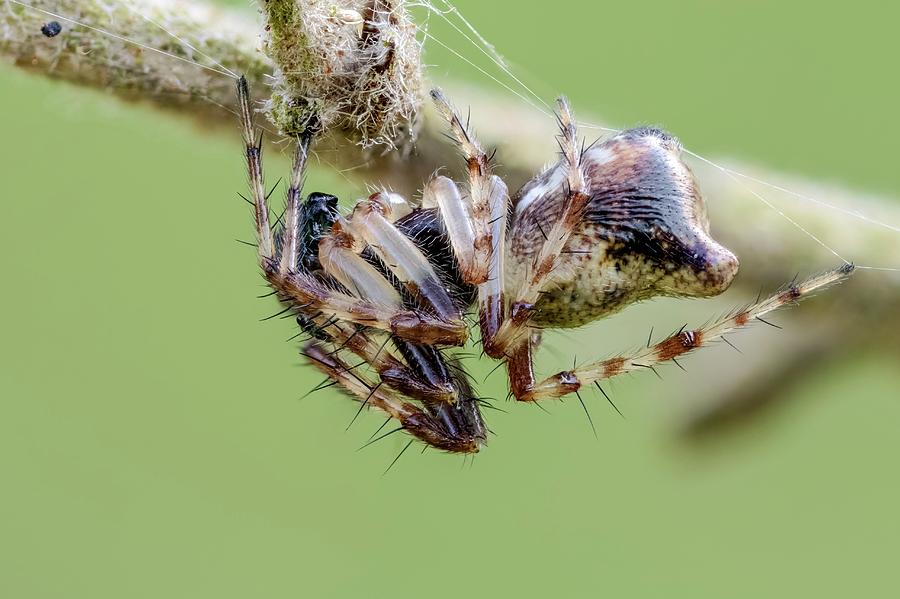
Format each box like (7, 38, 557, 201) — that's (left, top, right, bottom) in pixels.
(237, 77, 853, 454)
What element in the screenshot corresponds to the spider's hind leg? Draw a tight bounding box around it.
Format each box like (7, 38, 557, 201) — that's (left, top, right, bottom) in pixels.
(520, 265, 855, 402)
(303, 340, 485, 454)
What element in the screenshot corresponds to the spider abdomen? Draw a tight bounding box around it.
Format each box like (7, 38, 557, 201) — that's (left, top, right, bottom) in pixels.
(509, 127, 739, 328)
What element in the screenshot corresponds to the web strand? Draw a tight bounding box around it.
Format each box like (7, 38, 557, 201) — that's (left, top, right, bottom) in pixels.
(120, 0, 239, 79)
(683, 148, 850, 265)
(412, 0, 554, 115)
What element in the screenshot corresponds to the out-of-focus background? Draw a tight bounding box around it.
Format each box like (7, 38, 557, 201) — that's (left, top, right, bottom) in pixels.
(1, 1, 898, 597)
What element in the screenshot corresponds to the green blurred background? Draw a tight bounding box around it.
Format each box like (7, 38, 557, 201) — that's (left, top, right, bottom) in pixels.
(2, 1, 899, 597)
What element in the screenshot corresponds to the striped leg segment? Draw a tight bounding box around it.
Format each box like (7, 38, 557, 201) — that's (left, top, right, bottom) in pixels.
(422, 176, 476, 282)
(303, 342, 483, 453)
(493, 97, 589, 354)
(349, 193, 465, 326)
(302, 310, 457, 404)
(238, 75, 274, 263)
(430, 90, 510, 356)
(317, 217, 405, 311)
(277, 133, 312, 275)
(430, 89, 494, 285)
(518, 264, 855, 402)
(478, 175, 509, 356)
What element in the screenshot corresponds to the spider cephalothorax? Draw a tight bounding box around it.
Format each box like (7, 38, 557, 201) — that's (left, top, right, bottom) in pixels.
(238, 77, 852, 454)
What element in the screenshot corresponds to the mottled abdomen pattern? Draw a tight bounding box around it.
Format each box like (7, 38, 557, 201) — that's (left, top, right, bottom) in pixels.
(508, 127, 739, 328)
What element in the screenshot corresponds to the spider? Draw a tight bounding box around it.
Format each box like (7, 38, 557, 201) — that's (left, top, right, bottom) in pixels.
(237, 76, 853, 454)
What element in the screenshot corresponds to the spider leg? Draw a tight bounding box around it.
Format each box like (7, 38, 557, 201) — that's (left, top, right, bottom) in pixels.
(276, 131, 311, 275)
(429, 89, 495, 284)
(302, 341, 483, 453)
(517, 264, 854, 402)
(238, 76, 275, 263)
(348, 193, 465, 324)
(428, 96, 588, 395)
(317, 217, 405, 310)
(421, 176, 476, 281)
(494, 97, 590, 354)
(305, 308, 458, 404)
(315, 229, 461, 403)
(237, 77, 467, 346)
(429, 90, 510, 356)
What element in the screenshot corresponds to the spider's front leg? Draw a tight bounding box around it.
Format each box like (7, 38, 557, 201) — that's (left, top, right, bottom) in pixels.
(238, 78, 487, 452)
(237, 77, 466, 346)
(429, 90, 510, 356)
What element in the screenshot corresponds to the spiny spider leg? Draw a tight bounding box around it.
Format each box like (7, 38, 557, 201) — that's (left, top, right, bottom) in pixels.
(315, 225, 458, 403)
(305, 311, 457, 404)
(421, 176, 476, 281)
(430, 90, 510, 356)
(303, 342, 482, 453)
(317, 218, 405, 308)
(493, 97, 589, 353)
(238, 76, 274, 261)
(348, 193, 466, 326)
(301, 341, 419, 425)
(277, 132, 311, 274)
(519, 264, 855, 402)
(430, 89, 494, 284)
(237, 77, 467, 346)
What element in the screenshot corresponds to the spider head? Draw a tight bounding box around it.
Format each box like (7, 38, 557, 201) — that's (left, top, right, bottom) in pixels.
(294, 192, 340, 273)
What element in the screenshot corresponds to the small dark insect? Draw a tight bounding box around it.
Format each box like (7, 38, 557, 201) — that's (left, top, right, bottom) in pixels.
(40, 21, 62, 38)
(237, 76, 853, 454)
